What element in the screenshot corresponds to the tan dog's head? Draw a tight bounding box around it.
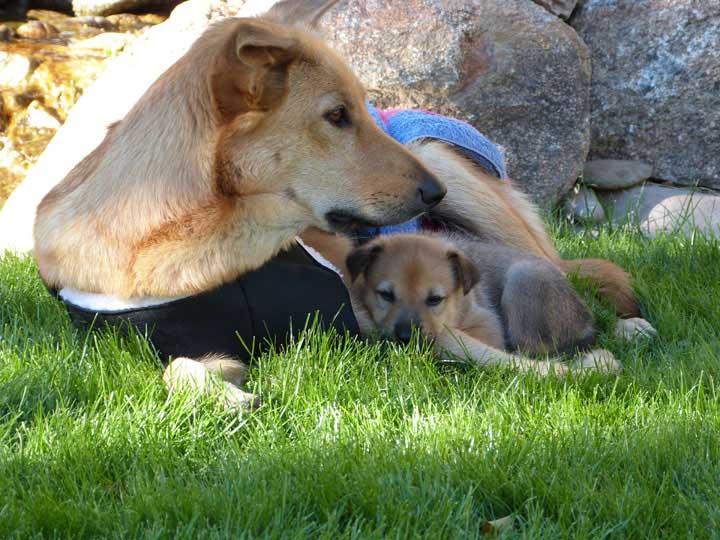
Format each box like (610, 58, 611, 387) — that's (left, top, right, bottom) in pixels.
(347, 235, 480, 343)
(208, 1, 445, 233)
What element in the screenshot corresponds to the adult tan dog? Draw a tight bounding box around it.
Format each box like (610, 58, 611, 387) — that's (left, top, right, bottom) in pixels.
(33, 1, 445, 406)
(34, 3, 443, 299)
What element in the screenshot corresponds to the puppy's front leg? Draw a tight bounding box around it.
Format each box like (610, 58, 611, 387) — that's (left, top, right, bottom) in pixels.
(435, 327, 568, 376)
(163, 355, 260, 410)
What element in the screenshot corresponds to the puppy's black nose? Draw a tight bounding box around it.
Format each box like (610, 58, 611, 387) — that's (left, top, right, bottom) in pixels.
(394, 322, 414, 344)
(417, 171, 446, 208)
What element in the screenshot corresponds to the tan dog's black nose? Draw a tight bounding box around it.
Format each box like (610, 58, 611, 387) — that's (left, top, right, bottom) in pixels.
(417, 172, 446, 208)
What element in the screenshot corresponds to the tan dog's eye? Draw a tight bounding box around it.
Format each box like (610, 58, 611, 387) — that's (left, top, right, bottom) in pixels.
(324, 105, 350, 128)
(377, 289, 395, 303)
(426, 295, 445, 307)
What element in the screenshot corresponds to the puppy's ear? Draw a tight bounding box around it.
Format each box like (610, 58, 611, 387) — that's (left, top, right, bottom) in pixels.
(212, 19, 299, 121)
(447, 250, 480, 295)
(346, 244, 383, 283)
(263, 0, 340, 27)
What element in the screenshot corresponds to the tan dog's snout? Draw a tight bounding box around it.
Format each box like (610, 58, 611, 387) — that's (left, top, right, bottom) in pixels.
(415, 167, 446, 208)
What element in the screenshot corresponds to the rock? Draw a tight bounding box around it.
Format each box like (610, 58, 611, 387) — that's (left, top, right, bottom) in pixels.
(70, 16, 117, 30)
(72, 0, 180, 16)
(27, 9, 69, 22)
(532, 0, 577, 19)
(137, 13, 168, 24)
(105, 13, 146, 30)
(16, 21, 60, 39)
(71, 31, 134, 53)
(0, 24, 17, 42)
(597, 183, 720, 238)
(572, 1, 720, 190)
(319, 0, 592, 207)
(25, 12, 119, 35)
(0, 0, 259, 253)
(564, 185, 605, 223)
(28, 57, 108, 122)
(0, 52, 32, 90)
(0, 95, 7, 132)
(9, 100, 61, 141)
(583, 159, 652, 190)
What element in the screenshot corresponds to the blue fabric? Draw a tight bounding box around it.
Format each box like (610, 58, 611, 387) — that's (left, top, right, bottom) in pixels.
(362, 103, 507, 238)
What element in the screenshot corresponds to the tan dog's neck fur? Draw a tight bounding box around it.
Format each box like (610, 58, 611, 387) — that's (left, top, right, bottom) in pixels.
(34, 15, 443, 298)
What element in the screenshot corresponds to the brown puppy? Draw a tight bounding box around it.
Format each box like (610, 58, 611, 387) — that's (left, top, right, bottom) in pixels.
(344, 234, 621, 376)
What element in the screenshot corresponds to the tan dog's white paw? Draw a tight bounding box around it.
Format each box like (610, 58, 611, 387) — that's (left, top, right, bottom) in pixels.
(163, 357, 212, 392)
(615, 318, 656, 341)
(163, 357, 259, 411)
(221, 382, 261, 411)
(577, 349, 622, 374)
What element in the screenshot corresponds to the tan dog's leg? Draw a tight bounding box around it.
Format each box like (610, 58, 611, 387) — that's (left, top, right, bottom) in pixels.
(163, 355, 260, 410)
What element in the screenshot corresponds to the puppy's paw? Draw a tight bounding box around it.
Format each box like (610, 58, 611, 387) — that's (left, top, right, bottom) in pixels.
(221, 382, 261, 411)
(615, 318, 656, 341)
(577, 349, 622, 374)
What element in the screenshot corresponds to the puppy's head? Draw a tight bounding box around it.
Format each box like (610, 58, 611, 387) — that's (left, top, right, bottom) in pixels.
(209, 1, 445, 233)
(346, 235, 480, 343)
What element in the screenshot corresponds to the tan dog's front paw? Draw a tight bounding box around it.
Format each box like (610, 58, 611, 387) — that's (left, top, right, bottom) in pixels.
(163, 357, 259, 412)
(577, 349, 622, 374)
(615, 318, 657, 341)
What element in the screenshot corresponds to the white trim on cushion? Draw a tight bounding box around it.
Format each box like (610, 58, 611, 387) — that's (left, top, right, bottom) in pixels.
(58, 288, 187, 312)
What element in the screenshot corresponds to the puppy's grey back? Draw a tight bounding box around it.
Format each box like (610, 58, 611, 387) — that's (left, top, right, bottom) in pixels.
(438, 233, 596, 354)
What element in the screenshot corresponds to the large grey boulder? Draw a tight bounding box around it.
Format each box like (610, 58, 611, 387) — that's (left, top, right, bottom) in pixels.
(572, 0, 720, 190)
(72, 0, 180, 16)
(532, 0, 578, 19)
(319, 0, 592, 207)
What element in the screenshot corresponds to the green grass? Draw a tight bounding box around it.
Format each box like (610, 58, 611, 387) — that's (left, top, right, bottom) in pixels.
(1, 223, 720, 539)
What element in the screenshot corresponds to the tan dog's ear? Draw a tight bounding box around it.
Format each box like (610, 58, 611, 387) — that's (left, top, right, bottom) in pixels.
(346, 244, 383, 283)
(263, 0, 340, 27)
(447, 250, 480, 295)
(212, 20, 299, 122)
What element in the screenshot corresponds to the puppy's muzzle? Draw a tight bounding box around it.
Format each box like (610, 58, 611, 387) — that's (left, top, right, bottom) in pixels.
(394, 318, 422, 345)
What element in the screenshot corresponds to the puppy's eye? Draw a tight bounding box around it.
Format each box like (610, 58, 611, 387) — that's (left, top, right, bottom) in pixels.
(426, 295, 445, 307)
(377, 290, 395, 303)
(324, 105, 350, 128)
